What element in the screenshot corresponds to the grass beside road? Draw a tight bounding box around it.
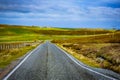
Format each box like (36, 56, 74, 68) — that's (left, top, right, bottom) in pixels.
(57, 44, 100, 68)
(52, 32, 120, 73)
(0, 45, 39, 68)
(55, 43, 120, 74)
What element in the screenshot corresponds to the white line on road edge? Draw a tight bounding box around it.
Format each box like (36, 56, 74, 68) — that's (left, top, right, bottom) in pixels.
(55, 44, 117, 80)
(3, 44, 42, 80)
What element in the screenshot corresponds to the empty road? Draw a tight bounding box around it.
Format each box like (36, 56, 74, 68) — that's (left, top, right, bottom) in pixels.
(3, 42, 117, 80)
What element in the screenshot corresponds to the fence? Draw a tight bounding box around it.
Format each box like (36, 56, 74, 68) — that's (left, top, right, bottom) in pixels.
(0, 41, 41, 51)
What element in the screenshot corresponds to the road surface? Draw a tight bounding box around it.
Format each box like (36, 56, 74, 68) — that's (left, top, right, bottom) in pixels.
(3, 42, 117, 80)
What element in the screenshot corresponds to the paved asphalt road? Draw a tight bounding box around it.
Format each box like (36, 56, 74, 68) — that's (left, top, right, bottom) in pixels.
(3, 42, 117, 80)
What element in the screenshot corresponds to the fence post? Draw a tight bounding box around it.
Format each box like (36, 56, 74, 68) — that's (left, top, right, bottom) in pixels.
(0, 42, 36, 50)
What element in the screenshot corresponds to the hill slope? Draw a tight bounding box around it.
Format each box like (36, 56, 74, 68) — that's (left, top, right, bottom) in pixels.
(0, 24, 116, 42)
(0, 24, 113, 36)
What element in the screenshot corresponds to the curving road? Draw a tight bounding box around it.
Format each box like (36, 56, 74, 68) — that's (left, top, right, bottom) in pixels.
(3, 41, 117, 80)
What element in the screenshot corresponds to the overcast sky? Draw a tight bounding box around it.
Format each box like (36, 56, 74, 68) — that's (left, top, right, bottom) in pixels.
(0, 0, 120, 28)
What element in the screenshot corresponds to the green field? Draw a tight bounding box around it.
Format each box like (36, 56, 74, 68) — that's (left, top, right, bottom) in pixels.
(0, 24, 115, 42)
(52, 32, 120, 43)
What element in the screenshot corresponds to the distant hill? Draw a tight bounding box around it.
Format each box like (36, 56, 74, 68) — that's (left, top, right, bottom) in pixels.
(0, 24, 114, 36)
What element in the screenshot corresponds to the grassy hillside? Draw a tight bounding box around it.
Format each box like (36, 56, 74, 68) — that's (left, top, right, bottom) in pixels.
(0, 24, 63, 42)
(0, 24, 113, 36)
(0, 24, 35, 35)
(33, 28, 113, 35)
(52, 32, 120, 43)
(0, 24, 115, 42)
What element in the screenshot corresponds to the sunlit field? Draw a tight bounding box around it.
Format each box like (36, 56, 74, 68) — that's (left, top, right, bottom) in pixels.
(0, 24, 115, 42)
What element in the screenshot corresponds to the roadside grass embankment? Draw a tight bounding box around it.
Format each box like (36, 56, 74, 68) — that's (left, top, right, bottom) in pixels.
(57, 44, 100, 68)
(0, 41, 42, 79)
(52, 32, 120, 74)
(0, 41, 41, 68)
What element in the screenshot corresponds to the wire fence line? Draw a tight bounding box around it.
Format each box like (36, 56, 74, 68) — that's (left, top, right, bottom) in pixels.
(0, 41, 41, 50)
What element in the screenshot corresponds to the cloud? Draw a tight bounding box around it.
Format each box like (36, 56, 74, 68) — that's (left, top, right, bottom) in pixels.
(87, 7, 120, 19)
(1, 6, 119, 22)
(0, 0, 120, 28)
